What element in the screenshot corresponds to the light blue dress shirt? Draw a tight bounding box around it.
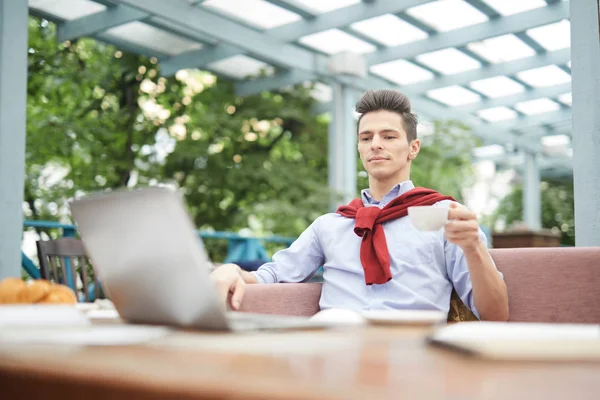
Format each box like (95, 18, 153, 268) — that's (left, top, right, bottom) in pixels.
(251, 180, 502, 318)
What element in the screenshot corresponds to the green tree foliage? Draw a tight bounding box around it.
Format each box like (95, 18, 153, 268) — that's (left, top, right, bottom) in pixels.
(25, 17, 329, 241)
(486, 180, 575, 245)
(26, 17, 168, 220)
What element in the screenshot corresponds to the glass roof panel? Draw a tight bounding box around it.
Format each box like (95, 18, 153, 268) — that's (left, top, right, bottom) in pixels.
(416, 48, 481, 75)
(427, 85, 482, 106)
(29, 0, 106, 20)
(202, 0, 302, 29)
(515, 98, 561, 115)
(207, 55, 274, 79)
(370, 60, 435, 85)
(516, 65, 572, 87)
(482, 0, 547, 16)
(477, 107, 518, 122)
(350, 14, 428, 47)
(526, 20, 571, 51)
(473, 144, 505, 158)
(298, 29, 377, 54)
(406, 0, 489, 32)
(106, 22, 203, 56)
(558, 92, 572, 106)
(469, 76, 526, 98)
(466, 34, 536, 63)
(291, 0, 361, 14)
(541, 134, 570, 148)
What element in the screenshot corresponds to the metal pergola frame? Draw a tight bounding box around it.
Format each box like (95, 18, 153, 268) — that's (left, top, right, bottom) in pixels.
(1, 0, 599, 279)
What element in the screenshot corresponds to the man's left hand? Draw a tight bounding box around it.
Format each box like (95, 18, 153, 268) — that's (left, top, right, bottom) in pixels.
(444, 202, 482, 252)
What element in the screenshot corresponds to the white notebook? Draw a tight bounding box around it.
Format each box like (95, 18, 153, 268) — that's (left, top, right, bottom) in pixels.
(428, 321, 600, 361)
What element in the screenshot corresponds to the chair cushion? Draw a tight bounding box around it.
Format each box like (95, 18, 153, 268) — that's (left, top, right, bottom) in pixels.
(490, 247, 600, 323)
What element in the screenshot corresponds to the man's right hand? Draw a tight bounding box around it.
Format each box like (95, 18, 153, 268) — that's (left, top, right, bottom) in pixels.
(210, 263, 257, 310)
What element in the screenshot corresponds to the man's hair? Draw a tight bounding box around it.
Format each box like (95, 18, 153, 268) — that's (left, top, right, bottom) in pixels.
(355, 89, 418, 142)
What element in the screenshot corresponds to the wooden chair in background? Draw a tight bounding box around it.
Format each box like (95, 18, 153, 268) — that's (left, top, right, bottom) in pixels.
(36, 238, 103, 302)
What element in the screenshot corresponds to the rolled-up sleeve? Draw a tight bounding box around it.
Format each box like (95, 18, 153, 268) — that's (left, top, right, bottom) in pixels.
(445, 228, 503, 319)
(251, 219, 325, 284)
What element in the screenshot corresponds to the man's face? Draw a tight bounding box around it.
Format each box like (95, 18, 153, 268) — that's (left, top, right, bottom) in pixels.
(357, 110, 420, 182)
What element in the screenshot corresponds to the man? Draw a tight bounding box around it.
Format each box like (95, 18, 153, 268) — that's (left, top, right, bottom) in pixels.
(211, 89, 509, 321)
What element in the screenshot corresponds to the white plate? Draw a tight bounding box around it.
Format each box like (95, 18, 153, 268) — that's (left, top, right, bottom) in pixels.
(361, 309, 448, 326)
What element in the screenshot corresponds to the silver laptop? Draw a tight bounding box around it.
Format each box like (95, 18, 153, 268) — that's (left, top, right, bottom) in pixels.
(69, 186, 323, 331)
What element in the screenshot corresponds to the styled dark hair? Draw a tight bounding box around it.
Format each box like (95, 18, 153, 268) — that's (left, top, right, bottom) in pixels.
(355, 89, 418, 142)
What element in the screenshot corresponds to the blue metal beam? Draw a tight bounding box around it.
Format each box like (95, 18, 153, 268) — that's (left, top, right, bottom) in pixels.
(458, 83, 572, 113)
(0, 0, 28, 280)
(235, 70, 315, 96)
(262, 0, 316, 19)
(160, 45, 243, 76)
(340, 27, 385, 50)
(57, 5, 148, 42)
(145, 17, 219, 45)
(90, 0, 118, 6)
(514, 32, 548, 54)
(99, 33, 171, 59)
(462, 0, 500, 18)
(403, 48, 571, 94)
(367, 2, 569, 66)
(395, 12, 436, 35)
(456, 46, 491, 66)
(538, 167, 573, 179)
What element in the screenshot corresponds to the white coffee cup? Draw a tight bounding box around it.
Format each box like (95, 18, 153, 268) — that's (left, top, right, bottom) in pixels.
(408, 206, 449, 231)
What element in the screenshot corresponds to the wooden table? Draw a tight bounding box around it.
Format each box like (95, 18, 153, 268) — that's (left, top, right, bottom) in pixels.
(0, 321, 599, 400)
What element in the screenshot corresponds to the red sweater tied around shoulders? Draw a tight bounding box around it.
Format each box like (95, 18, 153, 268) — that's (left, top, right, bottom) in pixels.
(336, 188, 455, 285)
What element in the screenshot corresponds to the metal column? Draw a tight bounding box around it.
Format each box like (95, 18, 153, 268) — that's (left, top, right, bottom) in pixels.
(523, 152, 542, 231)
(0, 0, 28, 279)
(570, 0, 600, 246)
(328, 83, 358, 209)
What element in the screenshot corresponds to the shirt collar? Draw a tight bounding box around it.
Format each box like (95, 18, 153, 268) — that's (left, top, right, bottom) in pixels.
(361, 180, 415, 207)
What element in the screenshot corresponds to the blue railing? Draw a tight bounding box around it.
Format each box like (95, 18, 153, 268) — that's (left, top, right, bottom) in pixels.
(22, 220, 295, 281)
